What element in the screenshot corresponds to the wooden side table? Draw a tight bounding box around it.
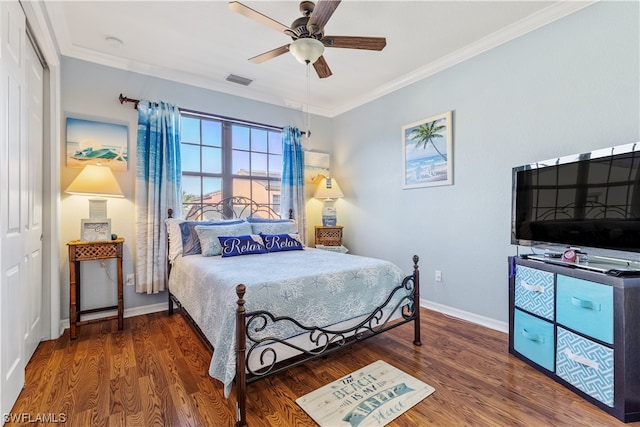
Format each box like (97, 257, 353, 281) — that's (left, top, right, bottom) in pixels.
(68, 238, 124, 339)
(315, 226, 343, 246)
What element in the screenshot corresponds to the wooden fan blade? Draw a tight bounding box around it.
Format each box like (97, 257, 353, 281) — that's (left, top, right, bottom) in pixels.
(249, 45, 290, 64)
(313, 56, 332, 79)
(228, 1, 290, 34)
(322, 36, 386, 51)
(307, 0, 341, 35)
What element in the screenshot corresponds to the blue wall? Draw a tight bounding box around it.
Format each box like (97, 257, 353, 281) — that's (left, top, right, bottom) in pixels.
(60, 58, 334, 318)
(60, 1, 639, 329)
(331, 1, 639, 327)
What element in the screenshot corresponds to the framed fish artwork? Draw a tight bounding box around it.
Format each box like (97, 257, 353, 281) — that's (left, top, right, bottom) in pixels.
(66, 117, 128, 171)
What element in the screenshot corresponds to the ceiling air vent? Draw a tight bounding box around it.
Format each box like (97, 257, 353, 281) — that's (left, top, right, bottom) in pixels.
(226, 74, 253, 86)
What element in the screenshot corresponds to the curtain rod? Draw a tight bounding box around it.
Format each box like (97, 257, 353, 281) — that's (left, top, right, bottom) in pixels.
(118, 93, 283, 131)
(118, 93, 141, 109)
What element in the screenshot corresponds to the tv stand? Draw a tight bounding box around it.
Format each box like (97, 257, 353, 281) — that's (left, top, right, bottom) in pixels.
(509, 256, 640, 422)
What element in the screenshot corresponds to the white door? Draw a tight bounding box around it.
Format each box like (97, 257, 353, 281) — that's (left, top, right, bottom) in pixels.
(0, 0, 27, 415)
(0, 0, 44, 415)
(24, 26, 44, 361)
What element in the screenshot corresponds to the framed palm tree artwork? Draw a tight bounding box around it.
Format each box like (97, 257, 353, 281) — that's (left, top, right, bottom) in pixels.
(401, 111, 453, 189)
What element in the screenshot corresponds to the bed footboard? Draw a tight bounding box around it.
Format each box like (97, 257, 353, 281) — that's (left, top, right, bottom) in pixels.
(234, 255, 421, 427)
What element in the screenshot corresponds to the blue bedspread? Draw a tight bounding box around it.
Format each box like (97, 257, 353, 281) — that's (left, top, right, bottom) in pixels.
(168, 248, 407, 396)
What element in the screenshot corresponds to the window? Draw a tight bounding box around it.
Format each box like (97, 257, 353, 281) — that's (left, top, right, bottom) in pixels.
(179, 111, 282, 218)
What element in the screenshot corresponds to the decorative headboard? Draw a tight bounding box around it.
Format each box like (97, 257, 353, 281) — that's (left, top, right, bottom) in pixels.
(168, 196, 291, 220)
(165, 196, 294, 285)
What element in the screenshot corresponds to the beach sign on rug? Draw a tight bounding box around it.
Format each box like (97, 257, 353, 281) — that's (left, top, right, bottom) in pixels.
(296, 360, 435, 427)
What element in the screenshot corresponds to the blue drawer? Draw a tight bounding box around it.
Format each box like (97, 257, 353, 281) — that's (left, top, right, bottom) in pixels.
(556, 327, 614, 407)
(513, 308, 555, 371)
(556, 275, 613, 344)
(515, 265, 554, 320)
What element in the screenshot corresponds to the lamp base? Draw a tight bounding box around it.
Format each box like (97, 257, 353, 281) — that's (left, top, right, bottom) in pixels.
(89, 198, 108, 219)
(321, 200, 337, 226)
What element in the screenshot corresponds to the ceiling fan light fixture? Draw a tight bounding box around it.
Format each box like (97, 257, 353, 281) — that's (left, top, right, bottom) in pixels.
(289, 38, 324, 65)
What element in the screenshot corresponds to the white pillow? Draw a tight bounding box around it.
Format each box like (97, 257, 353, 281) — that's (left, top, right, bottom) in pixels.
(194, 222, 253, 256)
(165, 218, 185, 263)
(249, 221, 297, 235)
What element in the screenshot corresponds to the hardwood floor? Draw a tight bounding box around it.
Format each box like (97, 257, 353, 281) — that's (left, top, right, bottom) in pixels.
(9, 308, 640, 426)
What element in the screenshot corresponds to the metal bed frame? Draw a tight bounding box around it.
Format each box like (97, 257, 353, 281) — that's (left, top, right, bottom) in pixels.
(166, 197, 421, 426)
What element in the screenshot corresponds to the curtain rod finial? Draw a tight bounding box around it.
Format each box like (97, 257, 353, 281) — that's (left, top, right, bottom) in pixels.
(119, 93, 140, 110)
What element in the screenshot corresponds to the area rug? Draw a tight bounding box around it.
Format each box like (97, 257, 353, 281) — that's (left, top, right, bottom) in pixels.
(296, 360, 435, 427)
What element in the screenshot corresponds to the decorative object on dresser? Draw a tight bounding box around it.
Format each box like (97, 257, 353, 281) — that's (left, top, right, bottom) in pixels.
(80, 218, 111, 242)
(509, 256, 640, 422)
(165, 197, 421, 427)
(313, 176, 344, 226)
(67, 238, 124, 340)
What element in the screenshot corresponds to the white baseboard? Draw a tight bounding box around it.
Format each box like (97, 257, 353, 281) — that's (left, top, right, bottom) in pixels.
(420, 299, 508, 334)
(55, 299, 507, 339)
(58, 301, 169, 337)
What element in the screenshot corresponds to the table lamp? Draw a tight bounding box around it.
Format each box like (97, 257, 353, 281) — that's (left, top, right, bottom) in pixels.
(65, 164, 124, 219)
(313, 176, 344, 226)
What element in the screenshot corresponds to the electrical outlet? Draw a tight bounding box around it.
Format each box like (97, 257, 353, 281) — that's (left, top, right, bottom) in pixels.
(126, 274, 135, 286)
(435, 270, 442, 282)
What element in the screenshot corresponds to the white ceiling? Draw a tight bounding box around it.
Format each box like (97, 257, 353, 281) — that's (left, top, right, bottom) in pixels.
(43, 1, 595, 117)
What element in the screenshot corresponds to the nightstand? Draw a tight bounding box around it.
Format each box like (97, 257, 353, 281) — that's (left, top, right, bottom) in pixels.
(67, 238, 124, 339)
(315, 225, 343, 246)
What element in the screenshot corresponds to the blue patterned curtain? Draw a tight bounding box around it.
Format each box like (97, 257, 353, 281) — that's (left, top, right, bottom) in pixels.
(135, 100, 181, 294)
(281, 126, 307, 243)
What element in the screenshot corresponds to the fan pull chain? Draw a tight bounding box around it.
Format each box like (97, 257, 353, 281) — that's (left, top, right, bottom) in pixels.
(306, 61, 311, 138)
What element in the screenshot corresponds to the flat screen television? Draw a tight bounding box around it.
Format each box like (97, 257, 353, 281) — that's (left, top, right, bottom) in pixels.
(511, 143, 640, 253)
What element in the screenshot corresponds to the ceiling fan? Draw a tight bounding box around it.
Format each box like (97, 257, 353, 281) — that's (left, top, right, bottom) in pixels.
(229, 0, 386, 78)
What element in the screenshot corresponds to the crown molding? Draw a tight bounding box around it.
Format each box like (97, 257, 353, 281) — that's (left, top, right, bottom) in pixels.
(329, 1, 597, 117)
(45, 1, 596, 119)
(22, 1, 60, 67)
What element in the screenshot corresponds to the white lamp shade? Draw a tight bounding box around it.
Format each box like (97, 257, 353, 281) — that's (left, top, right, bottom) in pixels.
(313, 177, 344, 200)
(65, 164, 124, 197)
(289, 38, 325, 65)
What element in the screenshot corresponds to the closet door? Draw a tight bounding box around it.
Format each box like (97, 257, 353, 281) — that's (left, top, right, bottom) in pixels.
(0, 0, 27, 415)
(24, 26, 44, 362)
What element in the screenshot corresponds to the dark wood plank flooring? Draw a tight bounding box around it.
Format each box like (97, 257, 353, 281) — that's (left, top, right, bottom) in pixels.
(8, 308, 640, 426)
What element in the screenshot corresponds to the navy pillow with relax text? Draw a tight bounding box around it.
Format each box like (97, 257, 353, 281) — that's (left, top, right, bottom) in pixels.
(260, 233, 304, 253)
(218, 234, 267, 257)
